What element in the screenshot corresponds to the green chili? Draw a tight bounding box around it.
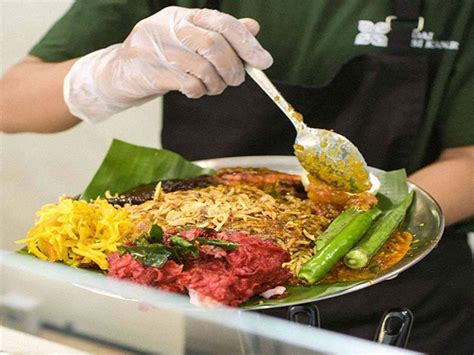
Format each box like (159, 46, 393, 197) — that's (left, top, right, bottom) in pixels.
(314, 208, 359, 252)
(299, 208, 382, 283)
(344, 191, 414, 269)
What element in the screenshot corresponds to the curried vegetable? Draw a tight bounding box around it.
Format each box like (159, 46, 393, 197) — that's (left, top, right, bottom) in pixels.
(299, 208, 382, 283)
(314, 209, 359, 252)
(344, 191, 414, 269)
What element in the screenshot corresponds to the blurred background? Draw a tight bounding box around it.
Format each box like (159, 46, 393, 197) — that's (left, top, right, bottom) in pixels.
(0, 0, 163, 250)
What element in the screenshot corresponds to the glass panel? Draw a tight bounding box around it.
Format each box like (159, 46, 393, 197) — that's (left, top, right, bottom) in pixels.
(1, 251, 410, 354)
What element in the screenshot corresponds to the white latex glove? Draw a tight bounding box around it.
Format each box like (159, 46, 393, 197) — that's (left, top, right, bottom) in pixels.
(64, 6, 273, 122)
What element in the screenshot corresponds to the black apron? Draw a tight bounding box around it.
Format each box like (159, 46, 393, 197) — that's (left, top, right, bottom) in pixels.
(161, 0, 474, 353)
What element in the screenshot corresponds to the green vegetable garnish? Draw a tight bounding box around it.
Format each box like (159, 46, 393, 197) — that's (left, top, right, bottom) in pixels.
(169, 235, 199, 260)
(119, 244, 173, 268)
(133, 224, 164, 246)
(197, 237, 239, 251)
(147, 224, 164, 243)
(121, 226, 240, 267)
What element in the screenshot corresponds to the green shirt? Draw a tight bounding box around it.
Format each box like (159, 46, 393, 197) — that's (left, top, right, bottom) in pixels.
(30, 0, 473, 174)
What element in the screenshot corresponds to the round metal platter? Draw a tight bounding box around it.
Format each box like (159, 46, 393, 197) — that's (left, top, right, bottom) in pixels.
(195, 156, 445, 309)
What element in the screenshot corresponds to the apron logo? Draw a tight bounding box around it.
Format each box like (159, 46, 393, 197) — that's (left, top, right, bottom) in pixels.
(411, 31, 459, 50)
(355, 20, 459, 50)
(354, 20, 389, 47)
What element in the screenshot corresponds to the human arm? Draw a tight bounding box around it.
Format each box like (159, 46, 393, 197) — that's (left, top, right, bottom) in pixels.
(1, 6, 271, 133)
(0, 56, 80, 133)
(409, 145, 474, 226)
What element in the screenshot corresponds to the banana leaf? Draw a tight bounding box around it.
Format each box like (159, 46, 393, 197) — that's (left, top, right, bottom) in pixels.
(241, 281, 363, 309)
(81, 139, 214, 201)
(372, 169, 408, 210)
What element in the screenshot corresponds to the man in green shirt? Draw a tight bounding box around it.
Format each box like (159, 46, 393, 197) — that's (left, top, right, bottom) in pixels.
(1, 1, 472, 352)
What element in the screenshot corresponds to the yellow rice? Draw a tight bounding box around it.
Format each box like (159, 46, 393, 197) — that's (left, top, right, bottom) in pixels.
(17, 197, 133, 270)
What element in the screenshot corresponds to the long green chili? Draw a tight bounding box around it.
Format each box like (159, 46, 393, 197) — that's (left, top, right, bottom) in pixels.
(344, 191, 414, 269)
(299, 208, 382, 283)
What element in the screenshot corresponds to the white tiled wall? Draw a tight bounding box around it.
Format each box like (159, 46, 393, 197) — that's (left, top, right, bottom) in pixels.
(0, 0, 163, 249)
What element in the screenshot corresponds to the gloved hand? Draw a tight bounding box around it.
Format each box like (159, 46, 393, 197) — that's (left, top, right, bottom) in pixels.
(64, 6, 273, 122)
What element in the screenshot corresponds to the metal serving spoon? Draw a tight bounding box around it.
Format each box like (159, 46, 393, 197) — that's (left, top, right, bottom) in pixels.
(245, 65, 371, 192)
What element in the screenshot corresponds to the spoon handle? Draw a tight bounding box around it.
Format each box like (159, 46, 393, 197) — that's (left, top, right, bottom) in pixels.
(245, 65, 302, 129)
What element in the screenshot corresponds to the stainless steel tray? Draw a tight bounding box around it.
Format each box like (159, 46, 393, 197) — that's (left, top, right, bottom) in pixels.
(4, 156, 443, 312)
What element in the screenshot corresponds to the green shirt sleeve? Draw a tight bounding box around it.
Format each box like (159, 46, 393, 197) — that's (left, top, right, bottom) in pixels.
(29, 0, 157, 62)
(437, 20, 474, 149)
